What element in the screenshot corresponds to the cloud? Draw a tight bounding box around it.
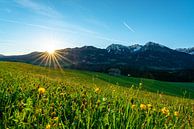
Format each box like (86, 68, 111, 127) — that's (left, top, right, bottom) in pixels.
(0, 18, 97, 35)
(0, 18, 55, 30)
(123, 22, 135, 32)
(14, 0, 61, 17)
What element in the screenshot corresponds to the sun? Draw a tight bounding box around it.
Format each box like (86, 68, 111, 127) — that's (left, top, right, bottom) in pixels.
(45, 45, 56, 54)
(46, 49, 55, 54)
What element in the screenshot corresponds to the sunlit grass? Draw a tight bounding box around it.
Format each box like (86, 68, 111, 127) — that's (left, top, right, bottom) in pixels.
(0, 62, 193, 128)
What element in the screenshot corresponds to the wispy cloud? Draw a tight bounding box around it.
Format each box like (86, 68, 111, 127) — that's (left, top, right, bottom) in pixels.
(0, 18, 58, 30)
(123, 22, 135, 32)
(0, 18, 98, 36)
(14, 0, 61, 17)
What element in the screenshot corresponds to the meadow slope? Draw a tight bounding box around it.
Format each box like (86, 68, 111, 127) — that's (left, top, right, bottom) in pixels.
(0, 62, 193, 128)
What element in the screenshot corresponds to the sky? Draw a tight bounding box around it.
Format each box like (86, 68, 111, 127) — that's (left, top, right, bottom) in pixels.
(0, 0, 194, 55)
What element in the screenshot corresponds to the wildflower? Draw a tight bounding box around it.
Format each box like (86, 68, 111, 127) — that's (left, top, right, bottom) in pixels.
(97, 99, 101, 104)
(51, 112, 56, 117)
(112, 89, 116, 92)
(95, 88, 100, 93)
(46, 124, 51, 129)
(131, 104, 136, 109)
(161, 107, 170, 116)
(147, 104, 152, 109)
(38, 87, 45, 94)
(103, 97, 107, 101)
(174, 111, 179, 117)
(140, 104, 147, 110)
(139, 83, 143, 86)
(53, 117, 59, 121)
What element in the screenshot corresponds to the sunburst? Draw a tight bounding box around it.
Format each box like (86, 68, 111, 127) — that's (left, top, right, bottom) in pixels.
(33, 49, 72, 70)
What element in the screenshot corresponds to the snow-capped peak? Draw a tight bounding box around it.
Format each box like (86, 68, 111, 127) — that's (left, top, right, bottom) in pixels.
(106, 44, 129, 53)
(176, 47, 194, 55)
(128, 44, 142, 52)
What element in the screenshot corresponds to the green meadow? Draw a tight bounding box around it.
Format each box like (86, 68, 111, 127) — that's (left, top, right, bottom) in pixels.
(0, 62, 193, 129)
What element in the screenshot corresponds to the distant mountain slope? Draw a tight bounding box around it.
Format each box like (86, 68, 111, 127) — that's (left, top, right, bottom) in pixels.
(1, 42, 194, 82)
(176, 47, 194, 55)
(133, 42, 194, 69)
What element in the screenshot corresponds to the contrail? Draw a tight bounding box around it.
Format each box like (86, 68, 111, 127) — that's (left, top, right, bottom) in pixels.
(123, 22, 135, 32)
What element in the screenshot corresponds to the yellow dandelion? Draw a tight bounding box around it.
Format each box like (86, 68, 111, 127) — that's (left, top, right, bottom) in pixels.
(174, 111, 179, 117)
(38, 87, 45, 94)
(140, 104, 147, 110)
(53, 117, 59, 121)
(46, 124, 51, 129)
(147, 104, 152, 109)
(161, 107, 170, 116)
(131, 104, 136, 109)
(95, 88, 100, 93)
(112, 89, 116, 92)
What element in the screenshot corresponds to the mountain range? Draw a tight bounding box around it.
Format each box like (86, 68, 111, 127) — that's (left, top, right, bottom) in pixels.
(1, 42, 194, 82)
(176, 47, 194, 55)
(0, 54, 4, 57)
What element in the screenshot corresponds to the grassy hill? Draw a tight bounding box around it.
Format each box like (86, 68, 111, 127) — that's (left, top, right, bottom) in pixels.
(0, 62, 194, 128)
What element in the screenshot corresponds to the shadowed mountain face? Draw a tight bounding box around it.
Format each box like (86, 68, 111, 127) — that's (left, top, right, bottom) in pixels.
(1, 42, 194, 82)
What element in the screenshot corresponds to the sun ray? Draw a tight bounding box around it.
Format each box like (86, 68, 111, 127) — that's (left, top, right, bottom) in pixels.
(31, 44, 74, 72)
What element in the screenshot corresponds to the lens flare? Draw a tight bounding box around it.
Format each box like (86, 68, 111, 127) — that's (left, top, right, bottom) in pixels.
(47, 49, 55, 54)
(33, 49, 72, 70)
(45, 44, 56, 55)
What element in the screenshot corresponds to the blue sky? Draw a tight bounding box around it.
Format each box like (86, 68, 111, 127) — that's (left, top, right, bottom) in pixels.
(0, 0, 194, 55)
